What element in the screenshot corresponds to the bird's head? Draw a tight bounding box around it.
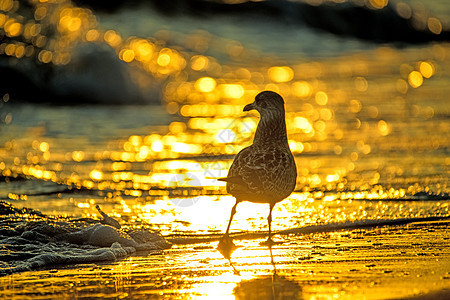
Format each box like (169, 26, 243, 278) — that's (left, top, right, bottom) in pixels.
(243, 91, 285, 117)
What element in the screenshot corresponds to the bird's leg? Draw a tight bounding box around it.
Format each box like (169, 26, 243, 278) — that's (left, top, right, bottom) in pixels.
(267, 202, 275, 243)
(260, 203, 278, 246)
(224, 200, 238, 237)
(217, 200, 239, 260)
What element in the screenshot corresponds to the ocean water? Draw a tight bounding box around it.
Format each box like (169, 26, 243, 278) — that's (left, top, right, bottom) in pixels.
(0, 0, 449, 298)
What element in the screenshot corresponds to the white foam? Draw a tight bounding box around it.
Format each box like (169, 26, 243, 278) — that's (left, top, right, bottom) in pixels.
(2, 242, 135, 275)
(0, 219, 171, 276)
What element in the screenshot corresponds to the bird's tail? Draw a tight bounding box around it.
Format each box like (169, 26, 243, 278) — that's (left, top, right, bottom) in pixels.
(217, 176, 245, 186)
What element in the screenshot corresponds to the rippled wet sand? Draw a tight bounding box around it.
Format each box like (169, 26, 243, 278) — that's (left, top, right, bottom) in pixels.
(1, 223, 449, 299)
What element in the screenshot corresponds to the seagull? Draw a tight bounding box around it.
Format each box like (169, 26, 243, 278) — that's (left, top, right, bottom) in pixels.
(218, 91, 297, 247)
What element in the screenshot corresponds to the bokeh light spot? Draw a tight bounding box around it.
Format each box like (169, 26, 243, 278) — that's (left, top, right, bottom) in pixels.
(151, 141, 163, 152)
(85, 29, 100, 41)
(378, 120, 391, 136)
(157, 53, 171, 67)
(38, 50, 52, 63)
(268, 66, 294, 83)
(349, 99, 362, 113)
(191, 55, 209, 71)
(419, 62, 434, 78)
(89, 170, 103, 181)
(408, 71, 423, 88)
(195, 77, 216, 93)
(427, 17, 442, 35)
(369, 0, 388, 9)
(292, 81, 312, 98)
(315, 91, 328, 105)
(220, 84, 244, 99)
(5, 21, 22, 37)
(119, 49, 135, 62)
(104, 30, 122, 47)
(39, 142, 49, 152)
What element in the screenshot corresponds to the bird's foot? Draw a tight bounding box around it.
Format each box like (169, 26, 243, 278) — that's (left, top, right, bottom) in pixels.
(260, 238, 282, 247)
(217, 235, 238, 259)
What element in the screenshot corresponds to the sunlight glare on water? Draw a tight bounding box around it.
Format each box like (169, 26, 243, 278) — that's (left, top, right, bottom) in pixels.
(1, 41, 449, 229)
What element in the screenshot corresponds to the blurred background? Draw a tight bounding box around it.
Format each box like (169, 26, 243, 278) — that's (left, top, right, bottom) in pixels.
(0, 0, 448, 230)
(1, 0, 449, 103)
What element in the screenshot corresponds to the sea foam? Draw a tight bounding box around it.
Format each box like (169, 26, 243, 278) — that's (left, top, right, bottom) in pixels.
(0, 201, 171, 276)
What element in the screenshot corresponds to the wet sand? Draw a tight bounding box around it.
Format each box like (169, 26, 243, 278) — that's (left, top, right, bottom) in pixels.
(0, 220, 448, 299)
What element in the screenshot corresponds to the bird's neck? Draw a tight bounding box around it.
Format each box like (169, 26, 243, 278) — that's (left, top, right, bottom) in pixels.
(253, 113, 288, 145)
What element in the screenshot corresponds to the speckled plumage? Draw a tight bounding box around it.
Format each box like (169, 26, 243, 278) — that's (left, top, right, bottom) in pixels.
(225, 145, 296, 203)
(219, 91, 297, 243)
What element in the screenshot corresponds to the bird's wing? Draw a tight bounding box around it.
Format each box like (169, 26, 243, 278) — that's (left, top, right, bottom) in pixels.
(218, 148, 251, 187)
(224, 146, 288, 195)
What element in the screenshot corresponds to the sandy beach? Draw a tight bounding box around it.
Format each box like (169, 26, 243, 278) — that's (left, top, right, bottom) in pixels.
(0, 209, 449, 299)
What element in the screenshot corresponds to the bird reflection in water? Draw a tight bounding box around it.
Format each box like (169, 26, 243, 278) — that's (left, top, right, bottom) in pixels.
(233, 246, 302, 299)
(216, 237, 240, 275)
(218, 91, 297, 253)
(234, 274, 302, 300)
(217, 236, 301, 298)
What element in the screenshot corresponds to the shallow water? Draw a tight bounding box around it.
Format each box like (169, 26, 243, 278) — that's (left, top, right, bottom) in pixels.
(0, 0, 449, 298)
(1, 44, 448, 232)
(1, 224, 449, 299)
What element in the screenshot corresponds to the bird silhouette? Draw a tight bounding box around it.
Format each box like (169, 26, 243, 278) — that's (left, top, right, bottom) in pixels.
(218, 91, 297, 247)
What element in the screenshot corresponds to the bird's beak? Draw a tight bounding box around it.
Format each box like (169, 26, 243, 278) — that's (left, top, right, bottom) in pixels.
(243, 102, 255, 112)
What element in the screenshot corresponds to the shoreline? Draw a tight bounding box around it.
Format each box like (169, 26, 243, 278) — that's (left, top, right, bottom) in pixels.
(0, 220, 448, 299)
(1, 200, 449, 298)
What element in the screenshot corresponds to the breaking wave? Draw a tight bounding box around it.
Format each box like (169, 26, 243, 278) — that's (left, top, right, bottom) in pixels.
(1, 0, 449, 104)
